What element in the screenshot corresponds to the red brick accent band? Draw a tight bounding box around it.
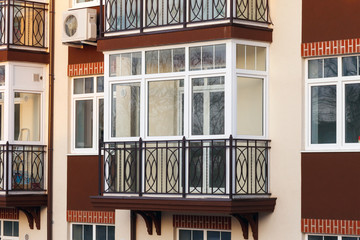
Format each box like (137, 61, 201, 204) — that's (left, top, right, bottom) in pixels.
(67, 62, 104, 77)
(0, 209, 19, 220)
(302, 38, 360, 57)
(67, 210, 115, 224)
(173, 215, 231, 230)
(302, 218, 360, 235)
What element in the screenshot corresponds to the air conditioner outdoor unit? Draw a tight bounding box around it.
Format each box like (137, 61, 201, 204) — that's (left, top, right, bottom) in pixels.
(62, 8, 97, 43)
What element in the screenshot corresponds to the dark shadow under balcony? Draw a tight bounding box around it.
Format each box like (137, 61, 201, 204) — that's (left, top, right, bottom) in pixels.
(0, 0, 48, 49)
(91, 137, 276, 215)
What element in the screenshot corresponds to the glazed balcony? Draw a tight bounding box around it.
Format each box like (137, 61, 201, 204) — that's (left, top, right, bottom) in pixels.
(0, 0, 48, 50)
(100, 137, 270, 197)
(100, 0, 270, 35)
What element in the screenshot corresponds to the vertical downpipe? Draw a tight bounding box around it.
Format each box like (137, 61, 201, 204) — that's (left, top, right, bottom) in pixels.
(100, 0, 104, 37)
(98, 139, 102, 195)
(181, 136, 186, 198)
(229, 135, 233, 199)
(139, 138, 143, 196)
(5, 141, 9, 194)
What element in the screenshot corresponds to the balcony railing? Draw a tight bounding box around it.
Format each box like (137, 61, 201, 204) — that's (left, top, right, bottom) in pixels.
(0, 143, 46, 192)
(0, 0, 48, 48)
(100, 136, 269, 198)
(101, 0, 270, 34)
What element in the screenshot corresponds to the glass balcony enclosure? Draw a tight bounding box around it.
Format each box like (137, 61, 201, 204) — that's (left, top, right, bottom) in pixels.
(100, 40, 269, 198)
(0, 63, 46, 192)
(101, 0, 270, 35)
(0, 0, 48, 49)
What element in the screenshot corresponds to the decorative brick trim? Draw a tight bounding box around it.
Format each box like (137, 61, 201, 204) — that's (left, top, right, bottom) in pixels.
(67, 62, 104, 77)
(0, 209, 19, 220)
(173, 215, 231, 230)
(302, 218, 360, 235)
(302, 38, 360, 57)
(67, 210, 115, 224)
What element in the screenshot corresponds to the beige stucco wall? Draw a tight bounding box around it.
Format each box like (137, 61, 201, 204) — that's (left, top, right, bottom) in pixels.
(18, 208, 47, 240)
(53, 0, 71, 240)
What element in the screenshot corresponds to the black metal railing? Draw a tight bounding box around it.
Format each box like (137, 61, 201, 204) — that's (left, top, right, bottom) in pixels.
(0, 0, 47, 48)
(0, 142, 46, 192)
(101, 0, 270, 34)
(100, 136, 269, 198)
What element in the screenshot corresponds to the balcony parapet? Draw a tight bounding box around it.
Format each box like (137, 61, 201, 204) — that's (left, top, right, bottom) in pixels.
(0, 0, 48, 50)
(100, 0, 270, 36)
(99, 136, 270, 199)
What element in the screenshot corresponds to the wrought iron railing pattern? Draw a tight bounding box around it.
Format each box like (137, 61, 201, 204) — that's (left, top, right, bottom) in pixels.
(0, 143, 46, 192)
(0, 0, 47, 48)
(101, 0, 270, 34)
(101, 136, 269, 198)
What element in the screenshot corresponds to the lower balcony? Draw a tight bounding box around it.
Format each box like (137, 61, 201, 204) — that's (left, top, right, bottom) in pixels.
(92, 137, 276, 213)
(0, 143, 47, 207)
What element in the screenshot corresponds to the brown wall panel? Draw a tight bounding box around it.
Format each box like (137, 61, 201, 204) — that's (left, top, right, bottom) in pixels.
(303, 0, 360, 43)
(98, 25, 272, 52)
(302, 152, 360, 220)
(67, 155, 105, 211)
(68, 45, 104, 65)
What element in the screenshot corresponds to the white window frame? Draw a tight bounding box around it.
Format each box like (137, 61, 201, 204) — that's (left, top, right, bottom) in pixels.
(177, 228, 231, 240)
(72, 0, 100, 9)
(70, 223, 115, 240)
(306, 234, 360, 240)
(1, 220, 19, 240)
(71, 75, 104, 154)
(305, 55, 360, 151)
(104, 40, 269, 143)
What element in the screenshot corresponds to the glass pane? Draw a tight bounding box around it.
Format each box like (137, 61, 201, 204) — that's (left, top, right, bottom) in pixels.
(75, 100, 93, 148)
(132, 52, 142, 75)
(343, 237, 358, 240)
(3, 221, 12, 236)
(324, 237, 337, 240)
(108, 226, 115, 240)
(193, 230, 204, 240)
(111, 83, 140, 137)
(84, 225, 93, 240)
(0, 92, 3, 141)
(0, 65, 5, 86)
(13, 222, 18, 237)
(173, 48, 185, 72)
(308, 236, 323, 240)
(215, 44, 226, 69)
(179, 230, 191, 240)
(345, 83, 360, 143)
(96, 225, 106, 240)
(109, 54, 120, 77)
(202, 45, 214, 70)
(85, 77, 94, 93)
(14, 93, 41, 141)
(72, 225, 83, 240)
(121, 53, 132, 76)
(308, 59, 323, 79)
(74, 78, 84, 94)
(159, 49, 172, 73)
(99, 99, 104, 142)
(256, 46, 266, 71)
(221, 232, 231, 240)
(324, 58, 338, 77)
(146, 50, 159, 74)
(236, 44, 246, 69)
(190, 46, 201, 71)
(237, 77, 263, 136)
(207, 231, 220, 240)
(148, 79, 184, 136)
(311, 85, 336, 144)
(245, 46, 256, 70)
(97, 76, 104, 92)
(192, 76, 225, 135)
(343, 56, 357, 76)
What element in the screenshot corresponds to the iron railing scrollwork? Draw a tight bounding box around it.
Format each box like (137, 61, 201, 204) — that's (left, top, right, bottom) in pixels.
(101, 136, 270, 198)
(0, 0, 47, 48)
(101, 0, 269, 34)
(0, 143, 46, 192)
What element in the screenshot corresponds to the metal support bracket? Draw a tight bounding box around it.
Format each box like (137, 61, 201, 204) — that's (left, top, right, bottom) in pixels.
(18, 207, 41, 230)
(134, 211, 161, 235)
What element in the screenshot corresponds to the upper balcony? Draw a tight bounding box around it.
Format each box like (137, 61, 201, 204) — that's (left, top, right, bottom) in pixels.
(0, 0, 48, 51)
(100, 0, 270, 36)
